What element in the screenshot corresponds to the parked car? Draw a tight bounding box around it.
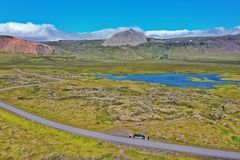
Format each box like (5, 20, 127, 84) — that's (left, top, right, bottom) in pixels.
(129, 134, 149, 140)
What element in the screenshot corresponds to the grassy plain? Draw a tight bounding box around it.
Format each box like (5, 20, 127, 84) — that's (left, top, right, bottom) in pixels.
(1, 108, 205, 160)
(0, 54, 239, 159)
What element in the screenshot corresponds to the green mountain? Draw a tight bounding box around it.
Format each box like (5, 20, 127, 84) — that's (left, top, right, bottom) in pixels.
(46, 33, 240, 61)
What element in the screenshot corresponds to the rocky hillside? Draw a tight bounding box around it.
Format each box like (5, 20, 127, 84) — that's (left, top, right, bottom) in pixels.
(102, 29, 148, 46)
(0, 36, 54, 55)
(162, 34, 240, 53)
(46, 33, 240, 61)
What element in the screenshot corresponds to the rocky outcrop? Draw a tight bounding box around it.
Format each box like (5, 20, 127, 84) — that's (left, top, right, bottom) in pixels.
(102, 29, 148, 46)
(163, 34, 240, 53)
(0, 36, 54, 55)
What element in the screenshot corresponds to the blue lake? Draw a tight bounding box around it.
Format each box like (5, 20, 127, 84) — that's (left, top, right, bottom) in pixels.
(97, 73, 239, 88)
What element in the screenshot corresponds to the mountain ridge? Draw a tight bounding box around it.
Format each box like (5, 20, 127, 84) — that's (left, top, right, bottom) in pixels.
(0, 36, 54, 55)
(102, 29, 148, 46)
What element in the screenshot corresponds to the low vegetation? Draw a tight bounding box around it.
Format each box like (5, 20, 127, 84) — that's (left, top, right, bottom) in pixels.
(0, 109, 204, 160)
(0, 54, 239, 159)
(46, 38, 240, 61)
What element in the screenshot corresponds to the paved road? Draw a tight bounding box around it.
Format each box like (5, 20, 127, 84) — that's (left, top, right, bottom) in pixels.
(1, 101, 240, 159)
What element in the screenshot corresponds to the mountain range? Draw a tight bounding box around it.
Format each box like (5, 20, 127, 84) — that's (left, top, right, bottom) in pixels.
(1, 29, 240, 61)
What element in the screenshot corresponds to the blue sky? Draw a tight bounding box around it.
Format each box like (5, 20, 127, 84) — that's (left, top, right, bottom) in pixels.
(1, 0, 240, 32)
(0, 0, 240, 41)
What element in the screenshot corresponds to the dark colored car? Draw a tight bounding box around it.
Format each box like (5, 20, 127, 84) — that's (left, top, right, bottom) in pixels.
(129, 134, 149, 140)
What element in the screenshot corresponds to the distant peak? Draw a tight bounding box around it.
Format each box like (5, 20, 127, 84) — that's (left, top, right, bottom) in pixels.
(121, 29, 140, 34)
(102, 29, 147, 46)
(128, 28, 136, 32)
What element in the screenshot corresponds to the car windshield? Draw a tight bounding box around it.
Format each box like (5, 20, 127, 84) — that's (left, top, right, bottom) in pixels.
(134, 134, 145, 138)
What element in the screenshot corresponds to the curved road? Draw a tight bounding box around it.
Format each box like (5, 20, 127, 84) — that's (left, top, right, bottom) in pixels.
(1, 102, 240, 159)
(0, 74, 240, 159)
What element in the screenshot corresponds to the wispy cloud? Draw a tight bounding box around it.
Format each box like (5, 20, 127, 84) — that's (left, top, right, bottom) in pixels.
(0, 22, 240, 41)
(145, 27, 240, 39)
(0, 22, 67, 41)
(0, 22, 141, 41)
(75, 27, 142, 40)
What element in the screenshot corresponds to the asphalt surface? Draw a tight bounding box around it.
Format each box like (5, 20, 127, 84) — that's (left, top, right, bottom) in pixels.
(1, 101, 240, 159)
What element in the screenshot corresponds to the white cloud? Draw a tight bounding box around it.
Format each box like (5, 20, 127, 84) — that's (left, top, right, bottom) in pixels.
(75, 27, 142, 40)
(0, 22, 63, 41)
(145, 30, 191, 39)
(0, 22, 142, 41)
(145, 27, 240, 39)
(0, 22, 240, 41)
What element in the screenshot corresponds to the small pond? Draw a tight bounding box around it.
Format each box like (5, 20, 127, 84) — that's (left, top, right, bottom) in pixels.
(97, 73, 239, 88)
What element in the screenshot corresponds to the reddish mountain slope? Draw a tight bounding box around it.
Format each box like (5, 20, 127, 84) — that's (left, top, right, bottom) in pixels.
(0, 36, 54, 55)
